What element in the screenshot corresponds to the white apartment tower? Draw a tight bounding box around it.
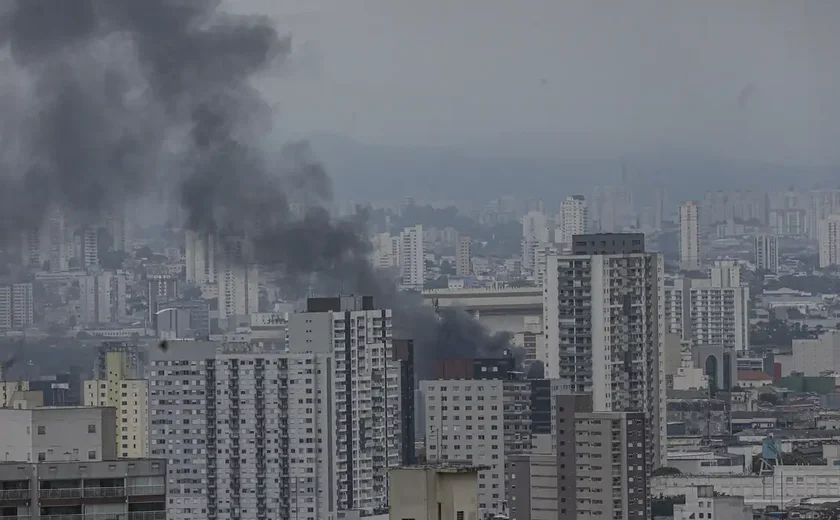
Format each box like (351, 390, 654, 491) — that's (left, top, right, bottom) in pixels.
(557, 195, 588, 245)
(185, 230, 217, 284)
(287, 296, 403, 515)
(400, 225, 425, 287)
(521, 211, 549, 270)
(819, 214, 840, 268)
(456, 235, 472, 276)
(754, 234, 779, 274)
(543, 233, 666, 468)
(217, 237, 259, 317)
(0, 283, 34, 331)
(679, 201, 702, 271)
(664, 261, 750, 351)
(149, 298, 407, 520)
(83, 227, 99, 269)
(149, 341, 217, 520)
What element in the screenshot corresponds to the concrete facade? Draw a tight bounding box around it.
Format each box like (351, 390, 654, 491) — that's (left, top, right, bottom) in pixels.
(0, 458, 166, 520)
(543, 234, 666, 469)
(387, 466, 481, 520)
(0, 407, 117, 463)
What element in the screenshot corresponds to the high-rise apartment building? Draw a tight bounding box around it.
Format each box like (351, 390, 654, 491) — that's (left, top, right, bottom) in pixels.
(149, 341, 216, 520)
(557, 195, 588, 245)
(679, 201, 701, 271)
(771, 208, 807, 237)
(150, 297, 409, 520)
(82, 226, 99, 269)
(508, 394, 649, 520)
(456, 235, 472, 276)
(754, 234, 779, 274)
(47, 207, 70, 272)
(185, 230, 217, 284)
(0, 283, 34, 331)
(217, 237, 259, 317)
(543, 233, 666, 468)
(400, 224, 425, 288)
(521, 211, 549, 271)
(808, 189, 840, 239)
(288, 296, 403, 514)
(422, 355, 567, 518)
(79, 273, 113, 325)
(664, 261, 750, 351)
(84, 349, 149, 459)
(819, 214, 840, 268)
(147, 275, 179, 327)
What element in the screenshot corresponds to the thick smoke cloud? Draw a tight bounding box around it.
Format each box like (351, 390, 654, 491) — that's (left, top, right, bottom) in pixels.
(0, 0, 513, 375)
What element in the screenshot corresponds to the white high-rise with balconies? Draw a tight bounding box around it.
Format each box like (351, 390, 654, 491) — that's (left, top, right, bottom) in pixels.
(754, 234, 779, 274)
(400, 225, 425, 288)
(557, 195, 588, 245)
(819, 214, 840, 268)
(679, 201, 701, 271)
(287, 296, 403, 515)
(664, 261, 750, 351)
(543, 233, 666, 468)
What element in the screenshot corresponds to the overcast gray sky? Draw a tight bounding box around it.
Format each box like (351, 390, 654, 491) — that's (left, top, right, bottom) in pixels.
(240, 0, 840, 166)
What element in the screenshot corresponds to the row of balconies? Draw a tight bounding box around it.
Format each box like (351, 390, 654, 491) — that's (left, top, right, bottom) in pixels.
(1, 513, 167, 520)
(0, 484, 166, 502)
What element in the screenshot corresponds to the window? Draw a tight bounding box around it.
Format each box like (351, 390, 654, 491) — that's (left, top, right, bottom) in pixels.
(88, 450, 97, 460)
(38, 452, 46, 462)
(88, 424, 97, 434)
(37, 425, 46, 435)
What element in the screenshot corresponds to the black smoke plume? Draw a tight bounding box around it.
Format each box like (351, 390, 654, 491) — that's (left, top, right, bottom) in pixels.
(0, 0, 513, 376)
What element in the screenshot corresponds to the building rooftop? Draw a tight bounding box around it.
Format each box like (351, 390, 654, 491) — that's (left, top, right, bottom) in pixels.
(391, 464, 491, 474)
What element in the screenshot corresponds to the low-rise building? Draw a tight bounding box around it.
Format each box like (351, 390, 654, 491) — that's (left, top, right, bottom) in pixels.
(0, 459, 166, 520)
(387, 466, 481, 520)
(0, 406, 116, 463)
(674, 485, 752, 520)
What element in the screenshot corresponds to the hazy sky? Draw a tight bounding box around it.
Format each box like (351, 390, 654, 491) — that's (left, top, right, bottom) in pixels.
(240, 0, 840, 166)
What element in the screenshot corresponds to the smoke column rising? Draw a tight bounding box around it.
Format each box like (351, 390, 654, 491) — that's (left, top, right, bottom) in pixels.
(0, 0, 513, 375)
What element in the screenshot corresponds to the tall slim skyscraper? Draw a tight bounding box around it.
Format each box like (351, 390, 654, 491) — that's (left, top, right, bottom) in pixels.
(820, 214, 840, 268)
(288, 296, 403, 514)
(0, 283, 34, 331)
(543, 233, 666, 468)
(47, 207, 69, 272)
(456, 235, 472, 276)
(217, 237, 259, 317)
(83, 226, 99, 269)
(185, 230, 217, 284)
(400, 224, 425, 287)
(754, 234, 779, 274)
(84, 349, 148, 458)
(557, 195, 588, 245)
(679, 201, 701, 271)
(808, 189, 840, 239)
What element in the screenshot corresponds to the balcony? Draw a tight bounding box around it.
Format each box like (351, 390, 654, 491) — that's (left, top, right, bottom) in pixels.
(39, 488, 83, 499)
(0, 488, 30, 500)
(83, 486, 126, 498)
(127, 485, 166, 496)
